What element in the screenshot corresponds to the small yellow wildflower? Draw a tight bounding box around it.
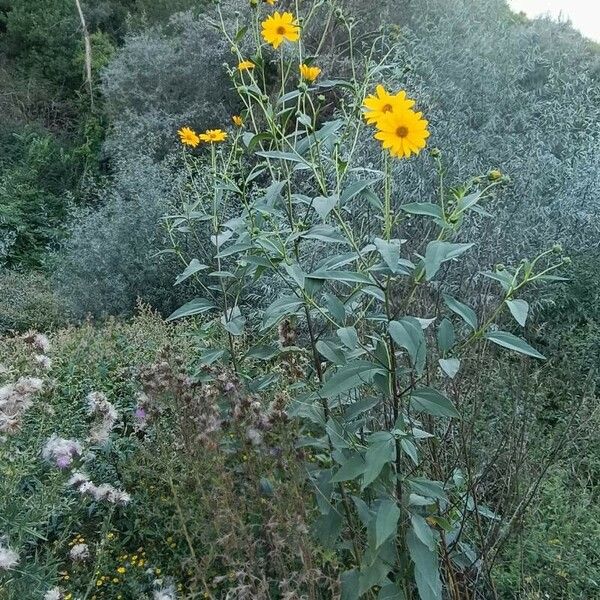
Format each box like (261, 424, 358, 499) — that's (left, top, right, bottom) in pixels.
(237, 60, 255, 71)
(112, 577, 120, 584)
(178, 126, 200, 148)
(96, 580, 103, 587)
(65, 594, 72, 600)
(300, 64, 321, 82)
(155, 568, 162, 575)
(232, 115, 244, 127)
(200, 129, 228, 143)
(261, 11, 300, 49)
(116, 566, 126, 574)
(363, 85, 415, 125)
(264, 0, 276, 5)
(106, 532, 115, 540)
(374, 108, 430, 158)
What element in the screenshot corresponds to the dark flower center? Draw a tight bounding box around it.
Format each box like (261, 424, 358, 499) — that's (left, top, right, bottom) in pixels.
(396, 126, 409, 138)
(277, 26, 287, 34)
(382, 104, 393, 113)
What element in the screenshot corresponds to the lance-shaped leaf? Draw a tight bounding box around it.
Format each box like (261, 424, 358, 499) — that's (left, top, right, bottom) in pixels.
(320, 360, 383, 399)
(174, 259, 209, 285)
(362, 435, 396, 488)
(389, 318, 426, 374)
(485, 330, 545, 359)
(410, 387, 459, 418)
(375, 499, 400, 549)
(506, 299, 529, 327)
(167, 298, 215, 321)
(424, 242, 474, 280)
(443, 294, 478, 330)
(261, 295, 302, 330)
(313, 194, 338, 221)
(406, 529, 442, 600)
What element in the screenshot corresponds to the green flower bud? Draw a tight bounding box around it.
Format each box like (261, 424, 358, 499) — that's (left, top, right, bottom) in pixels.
(488, 169, 502, 181)
(317, 94, 326, 102)
(563, 256, 572, 265)
(552, 243, 563, 254)
(430, 147, 441, 158)
(496, 263, 505, 271)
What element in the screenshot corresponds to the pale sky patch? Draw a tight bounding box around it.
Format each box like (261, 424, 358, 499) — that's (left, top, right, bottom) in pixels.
(508, 0, 600, 42)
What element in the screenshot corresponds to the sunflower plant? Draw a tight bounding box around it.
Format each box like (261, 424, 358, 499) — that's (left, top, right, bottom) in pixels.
(165, 2, 565, 598)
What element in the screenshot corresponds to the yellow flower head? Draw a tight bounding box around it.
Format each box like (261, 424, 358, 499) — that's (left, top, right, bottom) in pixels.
(300, 64, 321, 82)
(264, 0, 277, 4)
(374, 108, 430, 159)
(237, 60, 255, 71)
(178, 126, 200, 148)
(200, 129, 228, 143)
(261, 11, 300, 49)
(232, 115, 243, 127)
(363, 85, 415, 125)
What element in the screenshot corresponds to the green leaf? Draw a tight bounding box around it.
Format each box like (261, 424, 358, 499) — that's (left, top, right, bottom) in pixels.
(309, 270, 373, 285)
(341, 179, 379, 205)
(174, 259, 209, 285)
(337, 326, 358, 350)
(411, 514, 437, 551)
(406, 529, 442, 600)
(301, 224, 347, 244)
(443, 294, 478, 330)
(374, 237, 404, 273)
(325, 293, 346, 323)
(166, 298, 215, 321)
(341, 570, 360, 600)
(320, 361, 383, 399)
(313, 194, 338, 220)
(256, 150, 308, 165)
(407, 478, 447, 500)
(437, 318, 455, 353)
(401, 203, 443, 219)
(363, 435, 395, 488)
(375, 499, 400, 549)
(378, 582, 406, 600)
(410, 388, 459, 418)
(389, 318, 426, 375)
(438, 358, 460, 378)
(424, 242, 474, 280)
(485, 331, 545, 359)
(316, 340, 347, 365)
(330, 453, 367, 483)
(262, 295, 302, 330)
(221, 306, 245, 336)
(506, 299, 529, 327)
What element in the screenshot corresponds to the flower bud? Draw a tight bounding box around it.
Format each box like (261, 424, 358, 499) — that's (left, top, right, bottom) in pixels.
(552, 243, 563, 254)
(496, 263, 505, 271)
(317, 94, 326, 102)
(563, 256, 572, 265)
(430, 147, 441, 158)
(488, 169, 502, 181)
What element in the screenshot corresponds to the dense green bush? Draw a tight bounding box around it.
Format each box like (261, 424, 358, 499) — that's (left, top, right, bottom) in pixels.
(382, 0, 600, 261)
(0, 269, 68, 332)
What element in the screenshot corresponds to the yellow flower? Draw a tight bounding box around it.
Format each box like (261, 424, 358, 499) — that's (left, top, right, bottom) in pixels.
(112, 577, 120, 584)
(178, 126, 200, 148)
(96, 580, 103, 587)
(264, 0, 276, 5)
(237, 60, 255, 71)
(300, 64, 321, 82)
(374, 107, 430, 158)
(261, 11, 300, 49)
(363, 85, 415, 125)
(232, 115, 243, 127)
(116, 566, 126, 574)
(200, 129, 228, 143)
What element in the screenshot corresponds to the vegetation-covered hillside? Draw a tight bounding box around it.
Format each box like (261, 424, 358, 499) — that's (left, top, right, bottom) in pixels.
(0, 1, 598, 599)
